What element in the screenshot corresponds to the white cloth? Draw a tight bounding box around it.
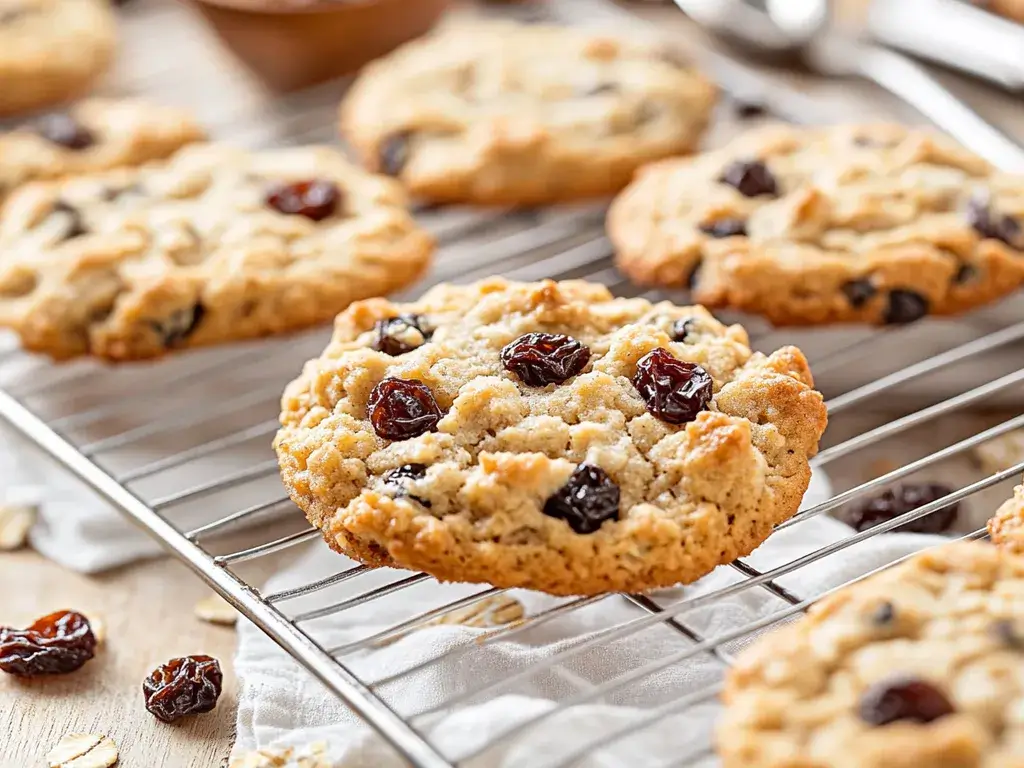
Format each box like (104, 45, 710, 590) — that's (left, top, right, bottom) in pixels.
(232, 472, 946, 767)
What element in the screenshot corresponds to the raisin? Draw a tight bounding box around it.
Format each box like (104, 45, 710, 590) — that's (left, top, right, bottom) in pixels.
(883, 290, 928, 325)
(672, 317, 697, 342)
(842, 278, 876, 308)
(967, 191, 1021, 248)
(843, 483, 957, 534)
(368, 378, 443, 441)
(719, 159, 778, 197)
(501, 332, 592, 387)
(50, 200, 88, 241)
(143, 655, 223, 723)
(992, 619, 1024, 648)
(871, 602, 896, 627)
(382, 463, 431, 507)
(264, 180, 340, 221)
(633, 348, 713, 425)
(858, 676, 954, 726)
(36, 114, 95, 150)
(0, 610, 97, 676)
(733, 98, 767, 119)
(686, 262, 702, 290)
(699, 218, 747, 238)
(542, 464, 620, 534)
(954, 264, 978, 284)
(151, 303, 205, 347)
(379, 133, 411, 177)
(374, 314, 432, 356)
(581, 82, 618, 96)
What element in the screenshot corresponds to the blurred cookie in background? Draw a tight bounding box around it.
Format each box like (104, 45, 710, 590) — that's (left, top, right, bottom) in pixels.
(0, 0, 116, 117)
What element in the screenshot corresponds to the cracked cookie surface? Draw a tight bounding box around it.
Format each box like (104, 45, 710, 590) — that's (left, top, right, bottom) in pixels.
(610, 123, 1024, 326)
(275, 278, 827, 596)
(0, 0, 116, 116)
(0, 143, 434, 360)
(989, 482, 1024, 553)
(340, 20, 716, 206)
(720, 541, 1024, 768)
(1, 99, 204, 201)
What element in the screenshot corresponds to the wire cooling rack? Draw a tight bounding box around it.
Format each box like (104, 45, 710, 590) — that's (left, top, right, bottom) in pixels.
(3, 1, 1024, 766)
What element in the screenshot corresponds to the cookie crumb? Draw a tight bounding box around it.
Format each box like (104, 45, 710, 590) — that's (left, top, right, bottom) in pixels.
(47, 734, 118, 768)
(195, 593, 238, 626)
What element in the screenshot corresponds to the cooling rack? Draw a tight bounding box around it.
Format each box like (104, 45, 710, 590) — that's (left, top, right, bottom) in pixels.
(3, 0, 1024, 766)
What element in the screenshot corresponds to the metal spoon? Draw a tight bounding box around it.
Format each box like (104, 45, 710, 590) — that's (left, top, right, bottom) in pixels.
(673, 0, 1024, 172)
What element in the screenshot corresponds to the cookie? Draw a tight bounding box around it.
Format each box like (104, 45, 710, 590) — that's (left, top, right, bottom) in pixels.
(720, 541, 1024, 768)
(340, 20, 716, 206)
(988, 482, 1024, 553)
(982, 0, 1024, 22)
(0, 0, 117, 117)
(274, 278, 827, 596)
(0, 144, 434, 361)
(1, 99, 205, 202)
(610, 123, 1024, 326)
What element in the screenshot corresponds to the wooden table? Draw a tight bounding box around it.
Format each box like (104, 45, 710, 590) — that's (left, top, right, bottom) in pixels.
(4, 1, 1024, 766)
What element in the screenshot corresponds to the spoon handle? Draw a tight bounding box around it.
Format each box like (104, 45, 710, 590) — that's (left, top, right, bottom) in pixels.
(853, 44, 1024, 173)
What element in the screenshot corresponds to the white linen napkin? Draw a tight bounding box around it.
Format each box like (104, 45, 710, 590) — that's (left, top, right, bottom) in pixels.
(230, 473, 946, 767)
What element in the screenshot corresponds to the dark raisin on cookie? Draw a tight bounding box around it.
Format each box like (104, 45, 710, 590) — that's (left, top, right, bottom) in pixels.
(992, 619, 1024, 649)
(265, 180, 341, 221)
(699, 218, 747, 239)
(871, 601, 896, 627)
(966, 191, 1022, 248)
(36, 113, 95, 150)
(49, 200, 88, 241)
(671, 317, 697, 342)
(954, 264, 978, 284)
(501, 333, 592, 387)
(542, 464, 621, 534)
(842, 278, 876, 308)
(883, 290, 929, 325)
(379, 133, 411, 177)
(152, 304, 205, 348)
(633, 348, 713, 425)
(719, 159, 778, 198)
(842, 483, 958, 535)
(686, 261, 702, 290)
(382, 463, 432, 508)
(732, 98, 767, 119)
(858, 676, 955, 726)
(368, 377, 443, 441)
(374, 314, 432, 356)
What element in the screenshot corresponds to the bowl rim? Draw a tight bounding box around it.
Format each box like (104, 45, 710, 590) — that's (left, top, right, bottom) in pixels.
(194, 0, 448, 18)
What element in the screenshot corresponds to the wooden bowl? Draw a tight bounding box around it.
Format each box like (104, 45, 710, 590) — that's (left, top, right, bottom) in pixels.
(190, 0, 450, 91)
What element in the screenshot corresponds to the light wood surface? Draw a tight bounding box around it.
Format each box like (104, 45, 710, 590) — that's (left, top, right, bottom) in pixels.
(5, 0, 1024, 766)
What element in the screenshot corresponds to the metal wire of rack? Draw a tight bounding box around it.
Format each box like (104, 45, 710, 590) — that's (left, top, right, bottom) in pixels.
(3, 1, 1024, 767)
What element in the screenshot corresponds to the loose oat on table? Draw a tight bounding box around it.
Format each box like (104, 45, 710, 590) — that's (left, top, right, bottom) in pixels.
(0, 0, 116, 117)
(0, 143, 433, 361)
(194, 592, 238, 626)
(0, 99, 204, 202)
(719, 540, 1024, 768)
(989, 481, 1024, 553)
(47, 733, 118, 768)
(275, 278, 827, 596)
(340, 20, 716, 206)
(0, 501, 36, 550)
(610, 123, 1024, 326)
(229, 742, 331, 768)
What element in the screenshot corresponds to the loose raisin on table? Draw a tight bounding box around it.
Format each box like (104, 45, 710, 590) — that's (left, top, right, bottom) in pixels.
(633, 348, 713, 425)
(368, 377, 443, 441)
(374, 314, 432, 356)
(0, 610, 97, 676)
(264, 179, 340, 221)
(843, 483, 958, 535)
(501, 332, 591, 387)
(143, 655, 223, 723)
(542, 464, 621, 534)
(858, 675, 954, 726)
(36, 114, 95, 151)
